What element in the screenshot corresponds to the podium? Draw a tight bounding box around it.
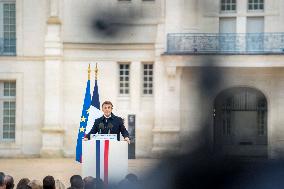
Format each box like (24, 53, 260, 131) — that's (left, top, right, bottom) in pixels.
(82, 138, 128, 184)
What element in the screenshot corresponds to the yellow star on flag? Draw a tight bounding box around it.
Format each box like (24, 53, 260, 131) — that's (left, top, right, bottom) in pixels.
(81, 116, 86, 122)
(87, 108, 90, 114)
(80, 127, 85, 132)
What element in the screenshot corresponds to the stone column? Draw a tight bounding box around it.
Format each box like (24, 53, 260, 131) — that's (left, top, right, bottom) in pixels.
(40, 0, 64, 157)
(130, 61, 141, 115)
(151, 20, 182, 157)
(269, 77, 284, 159)
(165, 0, 183, 33)
(236, 0, 247, 50)
(129, 61, 142, 155)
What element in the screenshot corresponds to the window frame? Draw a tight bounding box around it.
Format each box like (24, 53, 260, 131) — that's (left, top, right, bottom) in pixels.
(247, 0, 264, 12)
(220, 0, 237, 13)
(118, 62, 130, 96)
(0, 81, 16, 142)
(142, 62, 154, 96)
(0, 1, 16, 55)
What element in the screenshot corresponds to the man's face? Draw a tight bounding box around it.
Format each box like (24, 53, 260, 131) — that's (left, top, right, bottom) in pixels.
(102, 104, 112, 117)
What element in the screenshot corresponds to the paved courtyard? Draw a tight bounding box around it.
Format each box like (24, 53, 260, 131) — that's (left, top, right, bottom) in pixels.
(0, 158, 158, 187)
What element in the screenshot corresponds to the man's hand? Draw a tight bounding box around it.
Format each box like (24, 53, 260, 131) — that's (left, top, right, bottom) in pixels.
(83, 137, 88, 141)
(124, 137, 130, 144)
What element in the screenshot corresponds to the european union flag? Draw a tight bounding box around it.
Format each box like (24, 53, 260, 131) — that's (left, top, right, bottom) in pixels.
(76, 66, 91, 163)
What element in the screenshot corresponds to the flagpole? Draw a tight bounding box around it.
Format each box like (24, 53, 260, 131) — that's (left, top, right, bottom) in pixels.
(95, 63, 98, 80)
(88, 64, 91, 80)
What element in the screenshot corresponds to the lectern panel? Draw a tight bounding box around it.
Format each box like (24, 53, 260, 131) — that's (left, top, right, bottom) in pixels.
(82, 139, 128, 184)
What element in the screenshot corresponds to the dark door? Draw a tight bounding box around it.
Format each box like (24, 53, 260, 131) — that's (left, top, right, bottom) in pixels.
(214, 87, 267, 157)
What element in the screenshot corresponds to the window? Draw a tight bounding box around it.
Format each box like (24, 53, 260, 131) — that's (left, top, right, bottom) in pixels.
(119, 63, 130, 95)
(248, 0, 264, 11)
(0, 81, 16, 142)
(0, 2, 16, 55)
(220, 0, 236, 12)
(142, 63, 153, 95)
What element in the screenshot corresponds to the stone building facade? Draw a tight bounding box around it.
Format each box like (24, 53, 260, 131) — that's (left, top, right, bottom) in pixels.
(0, 0, 284, 158)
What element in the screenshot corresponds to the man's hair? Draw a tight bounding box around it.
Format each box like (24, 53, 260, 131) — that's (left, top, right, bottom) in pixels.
(102, 101, 113, 108)
(66, 187, 76, 189)
(42, 176, 55, 189)
(55, 180, 64, 189)
(0, 172, 5, 187)
(16, 178, 30, 189)
(83, 176, 96, 189)
(4, 175, 14, 189)
(70, 175, 84, 189)
(125, 173, 138, 182)
(94, 178, 103, 189)
(28, 180, 42, 189)
(17, 185, 31, 189)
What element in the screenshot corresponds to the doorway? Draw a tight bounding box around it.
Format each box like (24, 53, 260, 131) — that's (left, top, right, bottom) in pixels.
(214, 87, 267, 157)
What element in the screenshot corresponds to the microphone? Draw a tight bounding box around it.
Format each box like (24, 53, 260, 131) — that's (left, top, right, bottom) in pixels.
(108, 123, 113, 134)
(98, 123, 104, 134)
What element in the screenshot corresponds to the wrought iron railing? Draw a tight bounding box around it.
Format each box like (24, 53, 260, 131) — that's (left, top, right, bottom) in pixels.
(0, 38, 16, 56)
(167, 33, 284, 54)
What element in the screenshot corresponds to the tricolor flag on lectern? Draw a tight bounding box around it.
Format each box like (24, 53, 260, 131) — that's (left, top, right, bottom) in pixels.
(82, 140, 111, 184)
(82, 140, 128, 184)
(95, 140, 110, 184)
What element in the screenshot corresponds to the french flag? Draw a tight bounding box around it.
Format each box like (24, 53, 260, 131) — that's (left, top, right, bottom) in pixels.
(86, 79, 103, 134)
(95, 140, 110, 185)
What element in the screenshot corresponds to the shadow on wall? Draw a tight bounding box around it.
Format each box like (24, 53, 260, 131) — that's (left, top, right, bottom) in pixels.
(91, 8, 139, 38)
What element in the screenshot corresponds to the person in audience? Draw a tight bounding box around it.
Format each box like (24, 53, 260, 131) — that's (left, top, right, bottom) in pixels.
(118, 173, 140, 189)
(16, 178, 30, 189)
(66, 187, 75, 189)
(83, 178, 104, 189)
(28, 180, 42, 189)
(55, 180, 65, 189)
(43, 176, 55, 189)
(0, 172, 5, 189)
(94, 178, 103, 189)
(69, 175, 83, 189)
(125, 174, 138, 183)
(83, 177, 95, 189)
(4, 175, 14, 189)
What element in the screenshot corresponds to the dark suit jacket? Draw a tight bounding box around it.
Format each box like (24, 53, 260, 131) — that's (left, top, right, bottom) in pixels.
(86, 113, 129, 141)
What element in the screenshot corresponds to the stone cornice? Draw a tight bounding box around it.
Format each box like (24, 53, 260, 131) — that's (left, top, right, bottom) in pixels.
(152, 127, 180, 133)
(0, 56, 44, 61)
(161, 54, 284, 67)
(41, 127, 65, 133)
(63, 43, 155, 51)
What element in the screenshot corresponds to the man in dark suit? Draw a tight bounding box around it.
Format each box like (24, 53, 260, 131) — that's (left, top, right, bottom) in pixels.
(84, 101, 130, 144)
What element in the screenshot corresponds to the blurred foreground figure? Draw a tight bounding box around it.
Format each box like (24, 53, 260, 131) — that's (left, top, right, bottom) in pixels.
(140, 147, 284, 189)
(4, 175, 14, 189)
(0, 172, 5, 189)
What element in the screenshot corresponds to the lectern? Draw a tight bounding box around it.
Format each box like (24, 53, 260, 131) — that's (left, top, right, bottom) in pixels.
(82, 136, 128, 184)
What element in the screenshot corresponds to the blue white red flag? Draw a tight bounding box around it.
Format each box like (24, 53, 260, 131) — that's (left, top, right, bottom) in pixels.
(86, 79, 103, 134)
